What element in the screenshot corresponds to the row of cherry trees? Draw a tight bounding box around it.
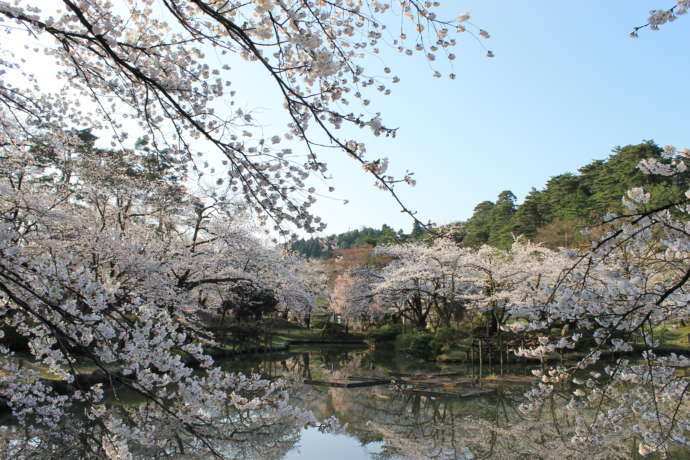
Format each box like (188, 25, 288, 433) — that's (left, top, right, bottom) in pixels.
(326, 237, 572, 333)
(371, 239, 570, 331)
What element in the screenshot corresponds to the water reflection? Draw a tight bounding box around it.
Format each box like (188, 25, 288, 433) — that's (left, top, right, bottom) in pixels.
(225, 347, 651, 460)
(0, 346, 657, 459)
(222, 347, 532, 460)
(283, 428, 386, 460)
(0, 394, 306, 460)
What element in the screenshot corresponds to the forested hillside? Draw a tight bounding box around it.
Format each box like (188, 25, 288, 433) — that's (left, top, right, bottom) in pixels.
(291, 222, 429, 257)
(459, 141, 689, 248)
(293, 141, 690, 256)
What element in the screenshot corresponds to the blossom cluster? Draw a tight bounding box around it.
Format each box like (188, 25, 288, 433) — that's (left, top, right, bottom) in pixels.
(0, 0, 490, 234)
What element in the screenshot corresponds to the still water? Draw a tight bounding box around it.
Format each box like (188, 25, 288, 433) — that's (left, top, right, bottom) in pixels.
(220, 345, 538, 460)
(282, 428, 387, 460)
(3, 345, 676, 459)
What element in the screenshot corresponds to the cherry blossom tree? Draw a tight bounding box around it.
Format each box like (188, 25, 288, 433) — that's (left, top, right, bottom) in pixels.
(270, 254, 328, 324)
(372, 239, 570, 332)
(373, 240, 471, 329)
(452, 241, 570, 337)
(511, 147, 690, 457)
(0, 0, 490, 234)
(330, 267, 382, 327)
(632, 1, 690, 36)
(0, 127, 332, 457)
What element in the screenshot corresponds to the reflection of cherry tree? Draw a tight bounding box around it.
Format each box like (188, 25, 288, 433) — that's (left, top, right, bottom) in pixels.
(367, 393, 483, 460)
(0, 384, 312, 460)
(295, 381, 648, 460)
(242, 349, 683, 460)
(295, 383, 507, 460)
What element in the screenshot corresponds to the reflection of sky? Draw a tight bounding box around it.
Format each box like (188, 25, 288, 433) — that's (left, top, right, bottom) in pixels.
(283, 427, 388, 460)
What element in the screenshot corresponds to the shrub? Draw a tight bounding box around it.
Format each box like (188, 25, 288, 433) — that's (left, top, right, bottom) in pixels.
(430, 328, 463, 353)
(396, 331, 441, 360)
(366, 324, 403, 344)
(320, 321, 348, 337)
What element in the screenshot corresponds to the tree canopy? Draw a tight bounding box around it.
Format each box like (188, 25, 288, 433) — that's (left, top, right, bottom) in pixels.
(458, 141, 690, 249)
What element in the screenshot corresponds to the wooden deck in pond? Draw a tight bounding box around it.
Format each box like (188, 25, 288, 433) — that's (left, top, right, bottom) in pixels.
(391, 372, 537, 385)
(304, 376, 392, 388)
(404, 387, 496, 398)
(305, 370, 535, 396)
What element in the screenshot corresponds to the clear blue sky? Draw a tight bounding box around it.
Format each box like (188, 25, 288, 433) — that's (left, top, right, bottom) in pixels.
(282, 1, 690, 236)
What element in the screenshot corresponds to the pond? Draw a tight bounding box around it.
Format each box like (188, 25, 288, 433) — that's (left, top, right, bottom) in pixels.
(1, 345, 684, 459)
(217, 345, 558, 460)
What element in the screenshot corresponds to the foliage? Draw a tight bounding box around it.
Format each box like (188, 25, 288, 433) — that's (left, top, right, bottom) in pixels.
(365, 324, 403, 344)
(295, 141, 690, 256)
(395, 332, 441, 360)
(290, 237, 335, 259)
(458, 141, 690, 249)
(319, 322, 349, 338)
(431, 327, 464, 353)
(291, 223, 426, 258)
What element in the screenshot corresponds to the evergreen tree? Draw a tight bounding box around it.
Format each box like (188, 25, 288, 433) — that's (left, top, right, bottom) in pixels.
(487, 190, 517, 248)
(461, 200, 495, 247)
